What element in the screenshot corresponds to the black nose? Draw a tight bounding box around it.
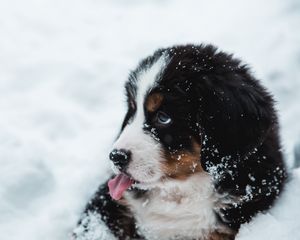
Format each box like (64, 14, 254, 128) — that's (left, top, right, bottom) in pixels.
(109, 149, 131, 170)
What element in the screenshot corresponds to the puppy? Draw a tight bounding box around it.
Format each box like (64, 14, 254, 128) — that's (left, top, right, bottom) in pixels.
(73, 44, 288, 240)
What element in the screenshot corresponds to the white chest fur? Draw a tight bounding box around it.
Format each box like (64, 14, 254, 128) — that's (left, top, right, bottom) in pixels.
(125, 173, 220, 240)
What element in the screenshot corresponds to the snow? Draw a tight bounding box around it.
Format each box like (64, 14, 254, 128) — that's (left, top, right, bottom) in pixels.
(237, 169, 300, 240)
(73, 212, 115, 240)
(0, 0, 299, 239)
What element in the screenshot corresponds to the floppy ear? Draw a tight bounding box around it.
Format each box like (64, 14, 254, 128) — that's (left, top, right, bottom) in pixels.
(195, 73, 276, 157)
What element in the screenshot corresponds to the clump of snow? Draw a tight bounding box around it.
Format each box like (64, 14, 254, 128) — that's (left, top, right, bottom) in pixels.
(0, 0, 299, 239)
(237, 168, 300, 240)
(73, 212, 115, 240)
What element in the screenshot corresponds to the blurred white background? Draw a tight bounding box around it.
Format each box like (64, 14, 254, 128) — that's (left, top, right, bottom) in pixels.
(0, 0, 299, 239)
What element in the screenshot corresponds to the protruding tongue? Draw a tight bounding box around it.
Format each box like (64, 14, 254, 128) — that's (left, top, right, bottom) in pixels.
(108, 173, 134, 200)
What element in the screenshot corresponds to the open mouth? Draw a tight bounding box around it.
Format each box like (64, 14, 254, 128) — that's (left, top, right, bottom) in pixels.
(108, 173, 137, 200)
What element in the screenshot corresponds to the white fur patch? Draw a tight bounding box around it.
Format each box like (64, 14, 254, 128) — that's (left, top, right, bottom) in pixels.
(125, 173, 222, 240)
(112, 56, 168, 184)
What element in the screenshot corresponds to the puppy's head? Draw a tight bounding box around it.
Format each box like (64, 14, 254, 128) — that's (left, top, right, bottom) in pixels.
(108, 44, 275, 200)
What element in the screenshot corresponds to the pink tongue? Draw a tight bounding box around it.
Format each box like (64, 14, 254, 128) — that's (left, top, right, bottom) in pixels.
(108, 173, 134, 200)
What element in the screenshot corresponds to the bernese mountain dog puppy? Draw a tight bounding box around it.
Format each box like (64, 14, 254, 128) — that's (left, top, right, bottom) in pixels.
(74, 44, 287, 240)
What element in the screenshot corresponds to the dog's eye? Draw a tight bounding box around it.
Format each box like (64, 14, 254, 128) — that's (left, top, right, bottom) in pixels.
(156, 111, 172, 126)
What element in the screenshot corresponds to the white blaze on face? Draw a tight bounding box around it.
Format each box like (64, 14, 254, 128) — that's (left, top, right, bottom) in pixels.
(112, 56, 167, 184)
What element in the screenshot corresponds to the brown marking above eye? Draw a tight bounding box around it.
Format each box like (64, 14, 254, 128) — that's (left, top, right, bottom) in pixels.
(161, 139, 203, 180)
(145, 92, 164, 113)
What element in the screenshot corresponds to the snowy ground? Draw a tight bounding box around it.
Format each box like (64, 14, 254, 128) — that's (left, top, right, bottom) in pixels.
(0, 0, 300, 239)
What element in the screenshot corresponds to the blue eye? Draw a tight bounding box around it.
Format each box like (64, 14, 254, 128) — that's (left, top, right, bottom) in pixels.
(156, 111, 172, 126)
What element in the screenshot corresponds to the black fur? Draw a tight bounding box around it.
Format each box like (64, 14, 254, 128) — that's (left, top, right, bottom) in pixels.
(74, 44, 288, 239)
(156, 45, 287, 230)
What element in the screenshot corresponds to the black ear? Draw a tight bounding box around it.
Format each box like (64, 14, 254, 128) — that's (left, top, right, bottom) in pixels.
(196, 72, 276, 157)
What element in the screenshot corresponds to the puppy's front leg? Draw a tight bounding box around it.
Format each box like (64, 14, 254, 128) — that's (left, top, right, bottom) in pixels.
(73, 179, 141, 240)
